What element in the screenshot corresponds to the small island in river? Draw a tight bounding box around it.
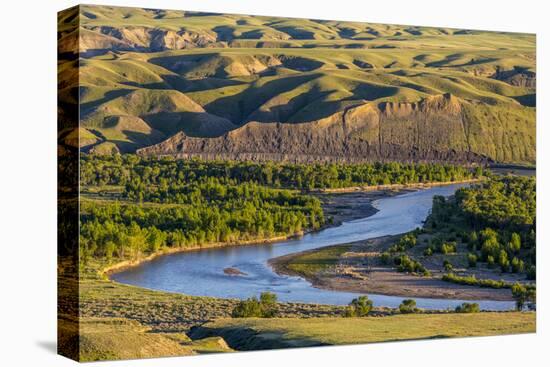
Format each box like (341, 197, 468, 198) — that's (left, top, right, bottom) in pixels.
(223, 267, 248, 276)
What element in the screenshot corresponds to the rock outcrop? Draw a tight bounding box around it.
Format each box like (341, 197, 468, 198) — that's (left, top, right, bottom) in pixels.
(137, 94, 511, 164)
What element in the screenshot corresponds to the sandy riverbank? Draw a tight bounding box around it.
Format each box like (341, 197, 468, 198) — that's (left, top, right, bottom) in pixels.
(270, 235, 514, 302)
(312, 178, 481, 194)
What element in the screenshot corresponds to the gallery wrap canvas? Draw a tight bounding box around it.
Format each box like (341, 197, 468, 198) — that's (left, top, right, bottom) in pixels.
(58, 4, 536, 362)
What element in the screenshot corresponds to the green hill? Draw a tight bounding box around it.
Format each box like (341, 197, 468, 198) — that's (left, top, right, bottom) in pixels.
(58, 5, 536, 164)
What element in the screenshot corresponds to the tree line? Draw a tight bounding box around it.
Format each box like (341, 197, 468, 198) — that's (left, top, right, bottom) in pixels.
(79, 154, 484, 264)
(80, 154, 483, 191)
(79, 187, 323, 264)
(429, 175, 536, 278)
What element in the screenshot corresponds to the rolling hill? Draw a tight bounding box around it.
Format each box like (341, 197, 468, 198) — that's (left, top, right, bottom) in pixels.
(58, 5, 536, 164)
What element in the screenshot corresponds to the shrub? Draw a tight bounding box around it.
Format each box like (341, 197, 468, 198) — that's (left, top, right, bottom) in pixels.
(443, 260, 453, 272)
(423, 246, 434, 256)
(440, 241, 457, 254)
(467, 253, 478, 268)
(455, 302, 480, 313)
(232, 292, 279, 318)
(395, 255, 429, 275)
(487, 255, 495, 268)
(498, 249, 510, 272)
(467, 231, 479, 251)
(344, 296, 373, 317)
(441, 273, 507, 289)
(511, 283, 536, 311)
(388, 233, 418, 253)
(232, 297, 262, 318)
(259, 292, 278, 317)
(511, 257, 525, 273)
(507, 233, 521, 253)
(399, 299, 419, 314)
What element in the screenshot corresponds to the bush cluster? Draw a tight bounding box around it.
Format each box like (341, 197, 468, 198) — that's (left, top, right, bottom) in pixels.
(427, 176, 536, 279)
(388, 233, 418, 253)
(395, 255, 430, 276)
(344, 296, 374, 317)
(455, 302, 480, 313)
(399, 299, 419, 314)
(232, 292, 279, 318)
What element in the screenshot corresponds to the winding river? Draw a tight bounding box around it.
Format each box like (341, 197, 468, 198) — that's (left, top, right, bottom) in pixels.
(112, 184, 515, 310)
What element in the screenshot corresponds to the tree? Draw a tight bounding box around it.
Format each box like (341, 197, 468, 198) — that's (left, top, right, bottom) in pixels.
(231, 292, 279, 318)
(467, 253, 477, 268)
(467, 231, 479, 251)
(508, 233, 521, 253)
(498, 249, 510, 272)
(345, 296, 373, 317)
(399, 299, 419, 314)
(455, 302, 480, 313)
(511, 257, 524, 273)
(259, 292, 278, 317)
(511, 283, 536, 311)
(481, 236, 500, 261)
(105, 241, 116, 261)
(231, 297, 262, 318)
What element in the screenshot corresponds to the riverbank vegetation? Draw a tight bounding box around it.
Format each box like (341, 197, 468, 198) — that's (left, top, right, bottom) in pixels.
(80, 186, 324, 265)
(73, 269, 535, 358)
(79, 154, 482, 266)
(232, 292, 279, 318)
(270, 174, 536, 303)
(71, 165, 535, 359)
(80, 155, 483, 191)
(344, 296, 373, 317)
(385, 175, 536, 302)
(430, 175, 535, 275)
(379, 175, 536, 299)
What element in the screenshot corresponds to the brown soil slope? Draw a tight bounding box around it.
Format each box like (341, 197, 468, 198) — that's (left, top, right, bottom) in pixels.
(138, 93, 531, 163)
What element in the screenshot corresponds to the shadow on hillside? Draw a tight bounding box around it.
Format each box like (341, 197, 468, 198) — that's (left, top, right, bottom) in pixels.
(203, 73, 321, 123)
(120, 75, 247, 95)
(513, 94, 536, 107)
(79, 88, 134, 115)
(142, 111, 235, 137)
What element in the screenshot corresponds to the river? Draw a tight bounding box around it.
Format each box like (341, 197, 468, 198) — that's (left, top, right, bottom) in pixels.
(111, 184, 515, 310)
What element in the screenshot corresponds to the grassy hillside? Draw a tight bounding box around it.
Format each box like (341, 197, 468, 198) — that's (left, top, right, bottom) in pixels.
(191, 313, 535, 350)
(59, 316, 234, 361)
(58, 5, 535, 163)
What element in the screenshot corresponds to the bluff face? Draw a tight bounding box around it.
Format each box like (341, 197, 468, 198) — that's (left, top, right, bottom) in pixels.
(137, 94, 534, 164)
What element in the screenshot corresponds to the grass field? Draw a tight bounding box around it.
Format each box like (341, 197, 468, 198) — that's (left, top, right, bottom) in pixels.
(60, 316, 233, 361)
(71, 268, 535, 358)
(272, 244, 351, 278)
(192, 313, 535, 350)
